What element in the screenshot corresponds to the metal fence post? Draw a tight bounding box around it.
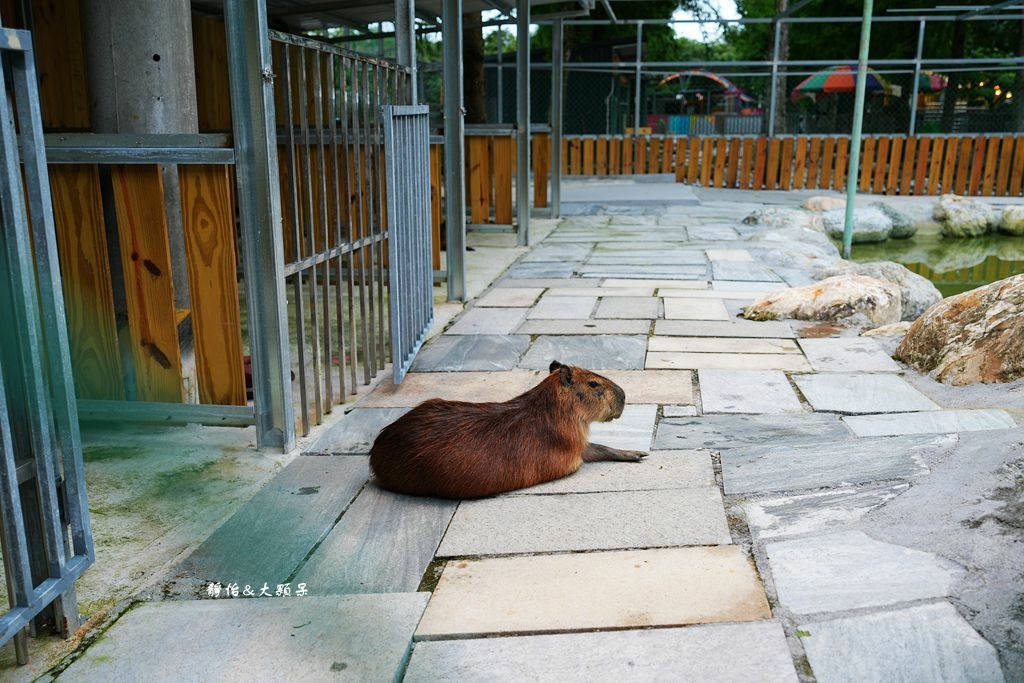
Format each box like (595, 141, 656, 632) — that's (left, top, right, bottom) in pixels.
(909, 18, 925, 136)
(843, 0, 875, 260)
(224, 0, 295, 452)
(633, 23, 643, 133)
(551, 18, 563, 216)
(768, 18, 781, 137)
(442, 0, 466, 301)
(516, 0, 531, 246)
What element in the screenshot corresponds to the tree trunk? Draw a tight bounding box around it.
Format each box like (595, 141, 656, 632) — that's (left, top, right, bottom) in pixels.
(463, 12, 487, 124)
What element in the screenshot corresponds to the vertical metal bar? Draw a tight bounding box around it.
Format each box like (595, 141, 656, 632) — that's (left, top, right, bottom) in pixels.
(326, 55, 348, 401)
(352, 61, 373, 384)
(909, 19, 926, 136)
(551, 18, 564, 217)
(633, 23, 642, 133)
(442, 0, 466, 301)
(373, 65, 388, 370)
(361, 61, 380, 377)
(394, 0, 416, 105)
(312, 52, 333, 410)
(224, 0, 295, 451)
(768, 18, 782, 137)
(496, 26, 504, 124)
(341, 57, 360, 393)
(843, 0, 875, 260)
(516, 0, 531, 246)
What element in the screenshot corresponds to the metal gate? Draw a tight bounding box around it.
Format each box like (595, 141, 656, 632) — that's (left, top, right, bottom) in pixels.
(0, 26, 94, 661)
(382, 105, 434, 383)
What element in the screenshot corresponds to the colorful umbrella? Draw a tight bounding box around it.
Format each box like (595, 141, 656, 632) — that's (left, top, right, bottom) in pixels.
(660, 68, 756, 103)
(917, 71, 948, 92)
(790, 65, 894, 101)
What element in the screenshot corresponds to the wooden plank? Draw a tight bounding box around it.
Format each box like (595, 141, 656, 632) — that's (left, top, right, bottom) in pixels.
(561, 138, 569, 175)
(622, 137, 634, 175)
(726, 138, 741, 188)
(467, 136, 490, 223)
(969, 137, 987, 196)
(193, 15, 232, 131)
(872, 137, 889, 194)
(582, 137, 595, 176)
(954, 138, 972, 195)
(609, 137, 621, 175)
(792, 137, 808, 190)
(859, 136, 875, 193)
(48, 165, 123, 400)
(886, 137, 904, 195)
(1009, 138, 1024, 197)
(569, 138, 582, 175)
(994, 135, 1013, 196)
(834, 137, 849, 190)
(753, 137, 768, 190)
(495, 136, 515, 220)
(899, 138, 916, 196)
(636, 137, 648, 175)
(740, 138, 754, 189)
(662, 138, 675, 174)
(430, 144, 442, 270)
(31, 0, 90, 129)
(914, 137, 931, 196)
(712, 138, 727, 188)
(942, 137, 960, 195)
(674, 139, 686, 183)
(179, 165, 246, 406)
(530, 133, 548, 210)
(820, 138, 836, 190)
(699, 138, 713, 187)
(687, 137, 700, 185)
(778, 137, 795, 190)
(596, 136, 608, 176)
(648, 137, 661, 174)
(764, 138, 781, 190)
(982, 135, 1000, 196)
(806, 137, 821, 189)
(927, 137, 945, 196)
(111, 165, 183, 403)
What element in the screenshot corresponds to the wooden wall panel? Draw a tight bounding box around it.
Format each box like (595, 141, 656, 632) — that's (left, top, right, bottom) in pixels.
(899, 138, 916, 195)
(193, 14, 233, 131)
(765, 138, 780, 189)
(467, 137, 490, 223)
(820, 138, 836, 190)
(806, 137, 821, 189)
(778, 137, 794, 190)
(858, 137, 875, 192)
(713, 138, 727, 188)
(792, 137, 807, 190)
(527, 134, 544, 211)
(872, 137, 889, 194)
(927, 138, 945, 196)
(834, 137, 849, 190)
(726, 138, 740, 188)
(32, 0, 90, 130)
(687, 137, 700, 185)
(596, 137, 608, 176)
(914, 138, 931, 196)
(740, 138, 754, 189)
(429, 144, 442, 269)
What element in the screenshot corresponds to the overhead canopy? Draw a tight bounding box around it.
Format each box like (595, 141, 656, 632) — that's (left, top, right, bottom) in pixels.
(791, 65, 897, 102)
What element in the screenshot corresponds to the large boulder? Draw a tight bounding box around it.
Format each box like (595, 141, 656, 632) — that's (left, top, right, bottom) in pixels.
(999, 205, 1024, 236)
(822, 207, 893, 244)
(742, 275, 902, 328)
(872, 202, 917, 239)
(815, 260, 942, 321)
(742, 207, 823, 232)
(804, 196, 846, 212)
(894, 274, 1024, 385)
(748, 227, 842, 274)
(934, 194, 998, 237)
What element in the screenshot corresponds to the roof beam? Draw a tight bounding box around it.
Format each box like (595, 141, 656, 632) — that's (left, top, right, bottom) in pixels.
(957, 0, 1024, 20)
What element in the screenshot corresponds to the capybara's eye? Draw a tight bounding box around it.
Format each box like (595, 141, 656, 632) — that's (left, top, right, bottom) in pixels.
(588, 380, 600, 388)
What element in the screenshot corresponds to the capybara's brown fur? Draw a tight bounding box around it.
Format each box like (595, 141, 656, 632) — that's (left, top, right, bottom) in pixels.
(368, 361, 646, 499)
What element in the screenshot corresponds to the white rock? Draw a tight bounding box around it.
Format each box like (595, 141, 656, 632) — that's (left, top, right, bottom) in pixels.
(742, 207, 823, 232)
(999, 204, 1024, 236)
(822, 207, 893, 244)
(743, 275, 903, 328)
(815, 260, 942, 321)
(934, 194, 998, 237)
(803, 196, 846, 212)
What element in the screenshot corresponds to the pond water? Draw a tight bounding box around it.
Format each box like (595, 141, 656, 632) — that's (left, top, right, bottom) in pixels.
(843, 230, 1024, 298)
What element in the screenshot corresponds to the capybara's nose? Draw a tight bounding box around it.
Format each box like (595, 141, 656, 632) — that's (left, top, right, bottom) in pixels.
(610, 384, 626, 419)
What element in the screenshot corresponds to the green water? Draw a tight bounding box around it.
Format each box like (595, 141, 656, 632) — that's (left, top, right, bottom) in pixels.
(844, 231, 1024, 297)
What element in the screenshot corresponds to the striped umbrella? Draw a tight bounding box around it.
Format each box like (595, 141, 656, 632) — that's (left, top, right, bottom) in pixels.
(790, 65, 894, 101)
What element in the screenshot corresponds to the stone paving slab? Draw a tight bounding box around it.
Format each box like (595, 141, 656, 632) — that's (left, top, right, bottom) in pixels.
(579, 266, 708, 279)
(593, 242, 685, 253)
(712, 280, 788, 292)
(800, 602, 1005, 683)
(705, 248, 754, 261)
(520, 335, 648, 370)
(711, 261, 781, 282)
(310, 407, 409, 453)
(520, 244, 593, 262)
(797, 337, 901, 373)
(660, 288, 771, 299)
(511, 450, 715, 494)
(655, 413, 849, 450)
(437, 487, 730, 557)
(516, 319, 652, 336)
(794, 373, 941, 413)
(175, 456, 369, 588)
(58, 594, 429, 682)
(473, 287, 544, 307)
(663, 404, 698, 417)
(357, 370, 540, 407)
(405, 621, 798, 682)
(843, 409, 1017, 437)
(722, 434, 953, 495)
(663, 297, 731, 321)
(586, 252, 707, 266)
(544, 286, 654, 297)
(742, 483, 910, 539)
(655, 319, 795, 338)
(415, 546, 771, 638)
(411, 335, 530, 372)
(765, 530, 960, 615)
(604, 278, 708, 289)
(446, 307, 529, 335)
(527, 295, 597, 319)
(598, 369, 694, 404)
(589, 403, 658, 451)
(594, 296, 661, 319)
(295, 485, 457, 595)
(505, 262, 578, 279)
(688, 225, 741, 241)
(649, 336, 800, 354)
(647, 352, 812, 373)
(495, 278, 595, 289)
(699, 369, 805, 413)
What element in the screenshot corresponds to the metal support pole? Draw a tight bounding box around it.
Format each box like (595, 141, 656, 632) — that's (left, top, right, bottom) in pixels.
(224, 0, 295, 451)
(516, 0, 531, 245)
(768, 18, 781, 137)
(551, 18, 563, 216)
(394, 0, 416, 104)
(842, 0, 875, 260)
(496, 27, 503, 123)
(908, 18, 925, 136)
(442, 0, 466, 300)
(633, 24, 642, 132)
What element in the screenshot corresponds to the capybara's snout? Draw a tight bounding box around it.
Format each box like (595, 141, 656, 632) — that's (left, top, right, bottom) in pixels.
(599, 379, 627, 422)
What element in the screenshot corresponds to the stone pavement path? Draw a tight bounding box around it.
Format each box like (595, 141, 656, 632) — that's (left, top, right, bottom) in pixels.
(56, 193, 1017, 682)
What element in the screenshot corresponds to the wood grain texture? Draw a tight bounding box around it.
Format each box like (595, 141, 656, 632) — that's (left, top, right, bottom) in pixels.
(687, 137, 700, 185)
(778, 137, 794, 190)
(48, 165, 123, 400)
(622, 138, 634, 175)
(886, 137, 904, 195)
(942, 137, 959, 195)
(820, 138, 836, 189)
(674, 139, 686, 182)
(636, 137, 648, 175)
(582, 137, 595, 175)
(927, 138, 945, 195)
(753, 137, 768, 190)
(969, 137, 986, 195)
(1010, 138, 1024, 197)
(192, 15, 232, 131)
(570, 138, 582, 175)
(662, 138, 675, 174)
(429, 144, 442, 269)
(740, 138, 754, 189)
(726, 138, 740, 188)
(111, 164, 183, 403)
(806, 137, 821, 189)
(954, 138, 972, 195)
(899, 138, 916, 195)
(179, 165, 246, 406)
(596, 136, 608, 176)
(994, 136, 1013, 196)
(467, 137, 490, 224)
(872, 137, 889, 193)
(834, 137, 849, 190)
(700, 138, 714, 187)
(496, 136, 515, 218)
(858, 137, 875, 193)
(713, 138, 727, 188)
(32, 0, 90, 129)
(647, 138, 661, 174)
(982, 136, 999, 196)
(765, 138, 781, 189)
(792, 137, 807, 190)
(913, 138, 930, 196)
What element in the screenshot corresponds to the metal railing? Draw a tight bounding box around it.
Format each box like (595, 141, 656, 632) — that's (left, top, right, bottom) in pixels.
(0, 26, 94, 662)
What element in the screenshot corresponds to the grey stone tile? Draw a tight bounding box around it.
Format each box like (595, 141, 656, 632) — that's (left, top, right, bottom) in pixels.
(446, 307, 529, 335)
(544, 286, 654, 297)
(656, 319, 795, 338)
(358, 371, 541, 408)
(649, 336, 800, 354)
(411, 335, 530, 372)
(688, 225, 741, 241)
(721, 434, 954, 495)
(516, 319, 652, 336)
(295, 484, 457, 594)
(663, 297, 731, 321)
(595, 296, 660, 319)
(405, 621, 798, 683)
(794, 373, 941, 414)
(309, 407, 409, 454)
(593, 242, 686, 254)
(589, 403, 658, 451)
(506, 262, 577, 279)
(520, 335, 648, 370)
(797, 337, 901, 373)
(655, 413, 849, 451)
(586, 251, 706, 266)
(473, 287, 544, 307)
(800, 603, 1004, 683)
(663, 404, 698, 417)
(705, 248, 754, 262)
(520, 243, 593, 262)
(661, 288, 768, 300)
(765, 530, 960, 615)
(58, 594, 429, 683)
(742, 484, 910, 539)
(648, 352, 812, 372)
(437, 487, 730, 556)
(712, 280, 788, 292)
(599, 370, 694, 405)
(415, 546, 770, 637)
(528, 295, 598, 320)
(843, 409, 1017, 437)
(711, 261, 782, 282)
(495, 278, 594, 289)
(604, 279, 708, 290)
(579, 265, 708, 279)
(513, 449, 715, 494)
(699, 369, 804, 413)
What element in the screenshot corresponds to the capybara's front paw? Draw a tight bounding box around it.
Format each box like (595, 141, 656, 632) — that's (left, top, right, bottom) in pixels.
(619, 450, 648, 462)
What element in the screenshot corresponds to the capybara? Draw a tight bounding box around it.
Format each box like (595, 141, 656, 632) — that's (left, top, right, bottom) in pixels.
(368, 361, 646, 498)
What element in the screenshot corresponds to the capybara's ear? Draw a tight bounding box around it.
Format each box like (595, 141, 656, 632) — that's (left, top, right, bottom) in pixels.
(549, 360, 563, 373)
(558, 364, 573, 385)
